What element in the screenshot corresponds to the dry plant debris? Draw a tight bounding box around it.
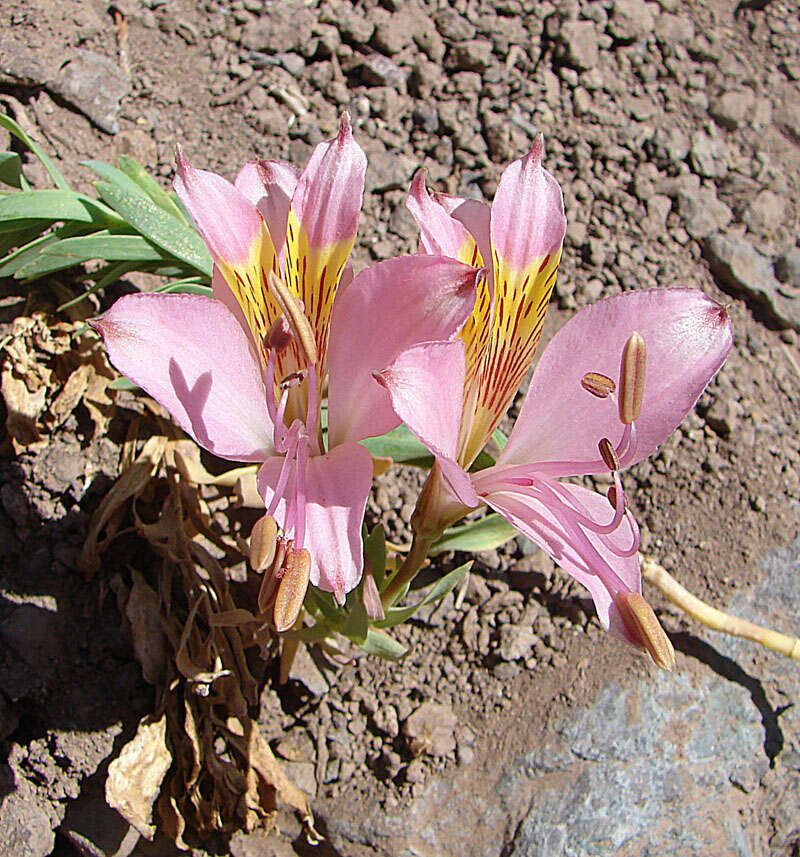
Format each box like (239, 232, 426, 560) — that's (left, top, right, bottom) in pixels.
(78, 421, 316, 847)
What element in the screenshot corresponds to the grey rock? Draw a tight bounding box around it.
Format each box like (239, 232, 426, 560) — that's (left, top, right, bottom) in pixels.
(447, 39, 493, 72)
(373, 13, 415, 55)
(775, 247, 800, 286)
(689, 131, 729, 178)
(239, 4, 313, 53)
(59, 789, 140, 857)
(676, 186, 733, 239)
(362, 139, 417, 192)
(403, 702, 457, 757)
(334, 7, 374, 44)
(608, 0, 654, 41)
(434, 9, 476, 42)
(497, 625, 539, 661)
(287, 643, 329, 696)
(558, 20, 600, 70)
(0, 768, 55, 857)
(48, 50, 130, 134)
(704, 234, 800, 329)
(358, 52, 407, 89)
(710, 89, 756, 130)
(652, 125, 690, 164)
(654, 12, 695, 43)
(744, 189, 786, 236)
(704, 396, 742, 436)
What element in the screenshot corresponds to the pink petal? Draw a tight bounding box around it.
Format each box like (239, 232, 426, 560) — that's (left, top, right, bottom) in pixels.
(489, 136, 566, 273)
(480, 477, 640, 642)
(211, 264, 251, 341)
(500, 288, 734, 473)
(257, 442, 373, 602)
(91, 294, 273, 461)
(235, 160, 299, 263)
(435, 192, 492, 267)
(174, 149, 263, 267)
(289, 115, 366, 249)
(407, 171, 478, 261)
(326, 255, 479, 447)
(376, 340, 481, 508)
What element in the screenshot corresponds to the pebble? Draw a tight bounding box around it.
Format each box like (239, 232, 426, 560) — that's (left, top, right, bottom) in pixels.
(403, 701, 457, 757)
(774, 247, 800, 286)
(608, 0, 654, 41)
(710, 89, 756, 130)
(558, 20, 599, 70)
(689, 131, 729, 179)
(744, 189, 786, 236)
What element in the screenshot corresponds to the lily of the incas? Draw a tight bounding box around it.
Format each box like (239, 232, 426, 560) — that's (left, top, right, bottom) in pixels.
(91, 117, 480, 605)
(377, 142, 733, 664)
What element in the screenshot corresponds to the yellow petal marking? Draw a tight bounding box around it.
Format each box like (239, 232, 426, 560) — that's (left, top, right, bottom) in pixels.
(459, 248, 562, 467)
(283, 208, 352, 379)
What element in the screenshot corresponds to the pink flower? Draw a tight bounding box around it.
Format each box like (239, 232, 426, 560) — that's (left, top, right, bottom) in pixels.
(377, 141, 733, 656)
(91, 117, 480, 604)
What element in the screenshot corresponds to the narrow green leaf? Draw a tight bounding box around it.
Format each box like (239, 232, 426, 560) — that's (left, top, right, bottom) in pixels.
(15, 232, 173, 279)
(0, 225, 87, 277)
(361, 423, 434, 467)
(430, 514, 517, 556)
(0, 222, 48, 258)
(0, 113, 69, 189)
(306, 587, 342, 628)
(0, 216, 50, 235)
(377, 561, 471, 628)
(57, 261, 138, 311)
(0, 190, 121, 226)
(364, 524, 387, 589)
(152, 278, 213, 296)
(0, 152, 23, 188)
(116, 155, 188, 223)
(339, 598, 368, 646)
(94, 182, 212, 276)
(360, 628, 407, 660)
(82, 160, 148, 198)
(109, 377, 141, 391)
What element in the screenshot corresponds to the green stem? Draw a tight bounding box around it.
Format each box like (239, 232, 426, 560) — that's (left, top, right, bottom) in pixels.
(380, 531, 437, 608)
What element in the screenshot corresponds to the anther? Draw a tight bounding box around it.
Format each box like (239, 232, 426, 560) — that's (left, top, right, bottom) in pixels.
(249, 514, 278, 571)
(618, 332, 646, 425)
(598, 437, 620, 471)
(265, 315, 293, 353)
(273, 547, 311, 632)
(267, 270, 318, 366)
(613, 591, 675, 671)
(280, 370, 306, 389)
(607, 484, 626, 510)
(581, 372, 616, 399)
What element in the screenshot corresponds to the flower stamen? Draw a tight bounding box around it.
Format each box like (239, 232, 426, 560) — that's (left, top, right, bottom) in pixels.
(618, 331, 646, 425)
(581, 371, 616, 398)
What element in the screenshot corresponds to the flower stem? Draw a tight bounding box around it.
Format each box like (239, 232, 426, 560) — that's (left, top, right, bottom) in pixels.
(381, 532, 436, 608)
(641, 556, 800, 661)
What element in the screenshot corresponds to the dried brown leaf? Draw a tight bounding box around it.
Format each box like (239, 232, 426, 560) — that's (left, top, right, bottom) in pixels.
(48, 362, 90, 429)
(1, 366, 47, 446)
(126, 570, 168, 686)
(106, 713, 172, 840)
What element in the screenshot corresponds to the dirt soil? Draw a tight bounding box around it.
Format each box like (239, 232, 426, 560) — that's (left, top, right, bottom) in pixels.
(1, 0, 799, 855)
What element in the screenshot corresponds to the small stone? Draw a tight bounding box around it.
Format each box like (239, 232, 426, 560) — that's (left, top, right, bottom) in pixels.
(704, 397, 742, 437)
(654, 12, 695, 43)
(709, 89, 756, 131)
(676, 186, 732, 240)
(652, 125, 690, 164)
(282, 760, 317, 796)
(358, 52, 407, 89)
(48, 50, 130, 134)
(447, 39, 493, 72)
(497, 624, 539, 661)
(558, 20, 599, 71)
(608, 0, 654, 41)
(744, 189, 786, 236)
(372, 704, 400, 738)
(373, 15, 414, 55)
(403, 701, 457, 757)
(704, 234, 800, 330)
(775, 247, 800, 286)
(240, 5, 313, 54)
(434, 9, 476, 41)
(286, 643, 329, 696)
(689, 131, 729, 179)
(405, 758, 426, 784)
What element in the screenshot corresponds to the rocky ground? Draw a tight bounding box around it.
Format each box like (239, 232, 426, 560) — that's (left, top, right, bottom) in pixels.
(1, 0, 799, 855)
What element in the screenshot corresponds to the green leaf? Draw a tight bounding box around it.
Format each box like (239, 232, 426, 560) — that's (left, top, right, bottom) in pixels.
(152, 278, 213, 296)
(430, 514, 517, 557)
(360, 423, 434, 467)
(0, 152, 23, 188)
(339, 598, 368, 646)
(0, 190, 121, 226)
(306, 587, 342, 628)
(364, 524, 387, 589)
(14, 232, 174, 279)
(378, 561, 471, 628)
(0, 113, 69, 189)
(82, 160, 149, 198)
(109, 377, 141, 391)
(57, 261, 139, 311)
(0, 225, 87, 277)
(116, 155, 188, 223)
(94, 182, 212, 277)
(360, 627, 407, 660)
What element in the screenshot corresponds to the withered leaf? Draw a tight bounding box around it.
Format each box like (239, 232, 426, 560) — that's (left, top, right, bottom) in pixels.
(126, 570, 168, 686)
(48, 362, 91, 429)
(106, 713, 172, 840)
